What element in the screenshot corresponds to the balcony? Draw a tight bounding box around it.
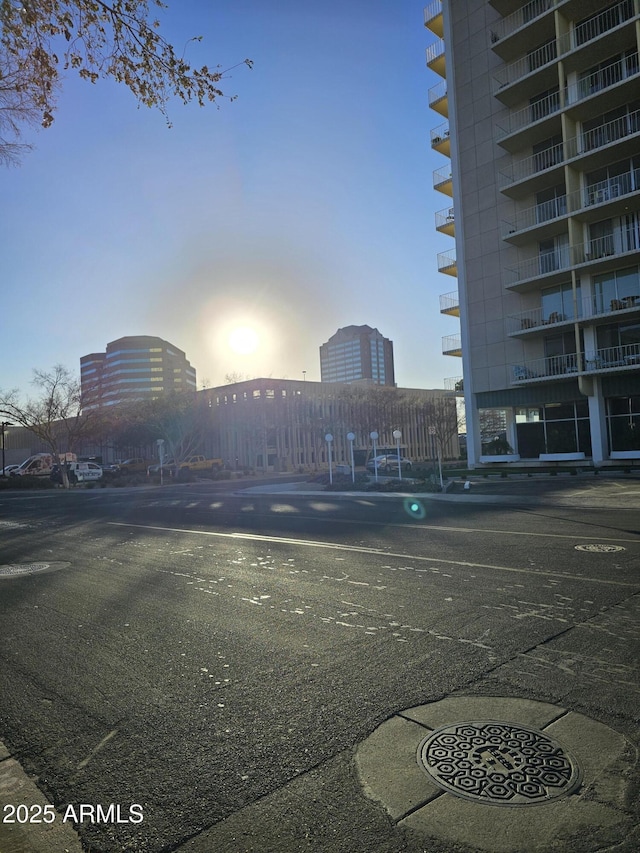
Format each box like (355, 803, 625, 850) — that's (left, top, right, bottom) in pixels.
(430, 122, 450, 156)
(493, 40, 558, 102)
(495, 89, 561, 146)
(426, 40, 446, 77)
(437, 249, 457, 277)
(433, 167, 453, 196)
(444, 376, 464, 394)
(424, 0, 444, 37)
(489, 0, 556, 59)
(511, 342, 640, 384)
(500, 110, 640, 194)
(442, 335, 462, 357)
(428, 80, 448, 117)
(504, 169, 640, 239)
(505, 235, 640, 289)
(565, 51, 640, 115)
(440, 291, 460, 316)
(557, 1, 637, 58)
(507, 291, 640, 336)
(435, 206, 455, 236)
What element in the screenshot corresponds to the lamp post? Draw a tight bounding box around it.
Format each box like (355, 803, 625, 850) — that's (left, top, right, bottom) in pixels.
(325, 433, 333, 484)
(347, 432, 355, 483)
(370, 431, 379, 482)
(157, 438, 165, 487)
(1, 422, 14, 476)
(393, 429, 402, 480)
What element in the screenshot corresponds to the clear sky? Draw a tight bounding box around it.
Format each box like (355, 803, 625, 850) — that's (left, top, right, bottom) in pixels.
(2, 0, 456, 397)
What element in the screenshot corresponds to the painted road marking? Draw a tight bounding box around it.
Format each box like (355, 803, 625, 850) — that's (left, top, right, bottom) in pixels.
(108, 522, 639, 588)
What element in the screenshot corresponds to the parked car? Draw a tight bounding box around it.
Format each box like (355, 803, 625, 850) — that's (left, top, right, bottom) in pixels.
(1, 464, 20, 476)
(366, 454, 413, 474)
(50, 462, 103, 484)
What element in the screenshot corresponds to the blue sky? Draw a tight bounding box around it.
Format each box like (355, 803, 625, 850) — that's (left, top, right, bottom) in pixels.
(2, 1, 456, 396)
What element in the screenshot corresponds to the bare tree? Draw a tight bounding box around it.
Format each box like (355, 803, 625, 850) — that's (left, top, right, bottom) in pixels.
(0, 0, 252, 163)
(0, 364, 103, 486)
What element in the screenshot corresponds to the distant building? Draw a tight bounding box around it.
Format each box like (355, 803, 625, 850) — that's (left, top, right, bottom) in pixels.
(81, 335, 197, 407)
(319, 325, 395, 386)
(203, 377, 458, 471)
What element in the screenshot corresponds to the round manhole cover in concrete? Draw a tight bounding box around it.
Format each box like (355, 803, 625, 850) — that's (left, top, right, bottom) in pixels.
(417, 721, 581, 807)
(575, 544, 625, 553)
(0, 562, 69, 579)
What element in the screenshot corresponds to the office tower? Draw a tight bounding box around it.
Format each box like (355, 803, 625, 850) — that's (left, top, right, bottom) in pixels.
(81, 335, 197, 406)
(319, 325, 396, 385)
(427, 0, 640, 467)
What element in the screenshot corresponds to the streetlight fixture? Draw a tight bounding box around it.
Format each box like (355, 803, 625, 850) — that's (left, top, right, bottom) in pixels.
(393, 429, 402, 480)
(325, 433, 333, 484)
(346, 432, 356, 483)
(1, 422, 14, 476)
(370, 431, 379, 482)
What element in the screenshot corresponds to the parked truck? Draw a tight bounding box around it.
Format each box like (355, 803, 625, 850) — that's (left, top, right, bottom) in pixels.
(175, 455, 224, 475)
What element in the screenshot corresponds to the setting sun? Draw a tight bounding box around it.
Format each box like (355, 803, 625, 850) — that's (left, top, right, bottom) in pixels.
(228, 325, 260, 356)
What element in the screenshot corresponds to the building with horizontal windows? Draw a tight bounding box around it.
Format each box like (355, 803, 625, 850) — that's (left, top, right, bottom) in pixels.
(319, 326, 396, 386)
(426, 0, 640, 468)
(81, 336, 197, 407)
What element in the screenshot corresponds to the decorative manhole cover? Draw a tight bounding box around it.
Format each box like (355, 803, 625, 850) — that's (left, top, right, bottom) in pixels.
(417, 721, 581, 807)
(575, 544, 625, 553)
(0, 562, 68, 578)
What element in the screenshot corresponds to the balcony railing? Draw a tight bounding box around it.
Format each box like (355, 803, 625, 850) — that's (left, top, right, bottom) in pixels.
(424, 0, 443, 30)
(442, 334, 462, 356)
(558, 0, 636, 54)
(428, 80, 447, 107)
(430, 122, 450, 148)
(499, 110, 640, 188)
(439, 291, 459, 314)
(503, 194, 567, 235)
(490, 0, 555, 44)
(444, 376, 464, 393)
(567, 52, 640, 107)
(435, 206, 455, 231)
(506, 232, 640, 286)
(506, 291, 640, 335)
(437, 249, 457, 275)
(512, 342, 640, 382)
(496, 89, 560, 140)
(493, 39, 557, 90)
(433, 167, 452, 192)
(426, 40, 446, 68)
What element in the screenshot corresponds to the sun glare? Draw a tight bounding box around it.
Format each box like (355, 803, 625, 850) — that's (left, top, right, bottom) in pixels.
(228, 325, 260, 355)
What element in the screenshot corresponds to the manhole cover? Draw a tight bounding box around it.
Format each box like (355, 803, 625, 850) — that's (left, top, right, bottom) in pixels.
(575, 544, 625, 553)
(417, 721, 581, 807)
(0, 562, 68, 578)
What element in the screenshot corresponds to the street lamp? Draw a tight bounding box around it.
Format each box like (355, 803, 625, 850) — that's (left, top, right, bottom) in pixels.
(347, 432, 356, 483)
(1, 422, 14, 476)
(370, 431, 379, 482)
(393, 429, 402, 481)
(156, 438, 165, 486)
(325, 433, 334, 484)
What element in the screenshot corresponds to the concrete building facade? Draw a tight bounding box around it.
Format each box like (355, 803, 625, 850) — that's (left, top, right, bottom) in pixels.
(427, 0, 640, 467)
(319, 326, 396, 386)
(81, 336, 197, 407)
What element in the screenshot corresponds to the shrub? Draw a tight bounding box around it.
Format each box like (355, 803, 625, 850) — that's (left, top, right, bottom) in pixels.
(0, 475, 54, 490)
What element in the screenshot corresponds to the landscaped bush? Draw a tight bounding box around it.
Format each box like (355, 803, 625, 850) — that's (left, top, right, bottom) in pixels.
(0, 475, 55, 490)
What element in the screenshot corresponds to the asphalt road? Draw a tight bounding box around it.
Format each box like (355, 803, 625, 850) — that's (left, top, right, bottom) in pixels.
(0, 479, 639, 853)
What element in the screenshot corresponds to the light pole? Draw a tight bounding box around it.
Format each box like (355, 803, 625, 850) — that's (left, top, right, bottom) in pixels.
(370, 431, 378, 482)
(393, 429, 402, 480)
(1, 422, 14, 476)
(347, 432, 355, 483)
(325, 433, 333, 484)
(157, 438, 165, 487)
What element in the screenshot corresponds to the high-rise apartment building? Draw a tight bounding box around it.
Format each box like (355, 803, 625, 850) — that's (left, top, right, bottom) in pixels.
(427, 0, 640, 467)
(81, 336, 197, 406)
(319, 325, 396, 385)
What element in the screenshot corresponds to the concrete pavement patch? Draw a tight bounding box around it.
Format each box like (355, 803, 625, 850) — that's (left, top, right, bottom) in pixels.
(355, 696, 637, 852)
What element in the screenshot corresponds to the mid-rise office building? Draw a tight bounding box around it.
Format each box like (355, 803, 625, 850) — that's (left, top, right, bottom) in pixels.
(319, 325, 396, 386)
(427, 0, 640, 467)
(81, 336, 197, 406)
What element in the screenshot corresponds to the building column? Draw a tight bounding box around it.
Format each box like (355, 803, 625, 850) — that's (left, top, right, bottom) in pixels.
(588, 379, 607, 465)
